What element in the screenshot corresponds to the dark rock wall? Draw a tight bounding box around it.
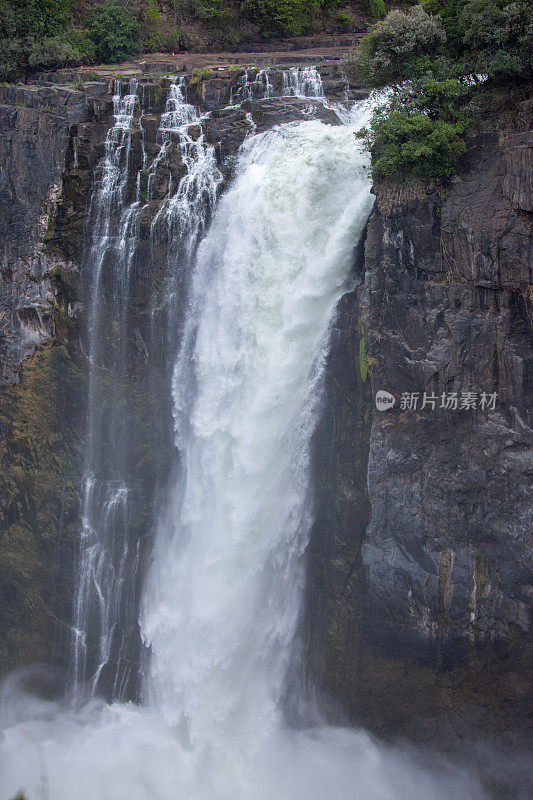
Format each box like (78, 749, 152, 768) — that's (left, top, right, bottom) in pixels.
(308, 100, 532, 748)
(0, 83, 101, 672)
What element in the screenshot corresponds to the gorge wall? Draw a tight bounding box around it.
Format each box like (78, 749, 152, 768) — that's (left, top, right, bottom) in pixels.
(308, 100, 533, 754)
(0, 64, 531, 761)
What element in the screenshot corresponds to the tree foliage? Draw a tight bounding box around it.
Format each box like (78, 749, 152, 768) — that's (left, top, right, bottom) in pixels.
(357, 79, 469, 179)
(88, 2, 141, 62)
(240, 0, 338, 37)
(350, 7, 447, 86)
(349, 0, 532, 181)
(28, 28, 95, 69)
(0, 0, 76, 79)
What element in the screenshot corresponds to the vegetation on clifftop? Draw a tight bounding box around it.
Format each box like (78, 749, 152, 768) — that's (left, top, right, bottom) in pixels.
(0, 0, 372, 80)
(349, 1, 532, 181)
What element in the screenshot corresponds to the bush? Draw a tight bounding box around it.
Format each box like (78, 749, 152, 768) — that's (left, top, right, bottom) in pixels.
(336, 6, 355, 29)
(358, 108, 467, 179)
(196, 0, 231, 23)
(358, 77, 470, 180)
(88, 1, 140, 63)
(367, 0, 386, 22)
(18, 0, 71, 39)
(240, 0, 321, 37)
(347, 7, 447, 86)
(28, 28, 95, 69)
(0, 0, 76, 79)
(165, 26, 186, 51)
(461, 0, 533, 80)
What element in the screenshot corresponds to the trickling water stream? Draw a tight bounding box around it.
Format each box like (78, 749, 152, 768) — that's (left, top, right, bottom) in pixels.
(72, 77, 142, 699)
(0, 72, 486, 800)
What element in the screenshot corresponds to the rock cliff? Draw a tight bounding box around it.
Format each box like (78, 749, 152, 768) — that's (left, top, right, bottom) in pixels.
(308, 100, 532, 759)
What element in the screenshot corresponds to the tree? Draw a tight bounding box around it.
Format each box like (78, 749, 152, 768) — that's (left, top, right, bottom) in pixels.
(357, 107, 467, 179)
(88, 1, 140, 63)
(240, 0, 322, 37)
(347, 7, 447, 86)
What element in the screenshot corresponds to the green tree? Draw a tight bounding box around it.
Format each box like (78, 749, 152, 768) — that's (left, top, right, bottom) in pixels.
(0, 0, 74, 79)
(28, 28, 95, 69)
(88, 1, 141, 63)
(358, 107, 467, 179)
(357, 76, 471, 180)
(240, 0, 321, 37)
(347, 7, 447, 86)
(461, 0, 532, 80)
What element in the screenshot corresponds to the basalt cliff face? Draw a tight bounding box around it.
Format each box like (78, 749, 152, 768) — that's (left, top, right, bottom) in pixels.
(308, 100, 533, 754)
(0, 65, 531, 757)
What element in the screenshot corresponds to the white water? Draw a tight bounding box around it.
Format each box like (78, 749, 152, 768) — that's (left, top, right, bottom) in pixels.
(71, 78, 141, 698)
(0, 95, 486, 799)
(142, 115, 375, 736)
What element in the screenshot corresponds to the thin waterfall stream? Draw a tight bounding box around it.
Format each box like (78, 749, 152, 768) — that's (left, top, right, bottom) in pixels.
(0, 69, 486, 800)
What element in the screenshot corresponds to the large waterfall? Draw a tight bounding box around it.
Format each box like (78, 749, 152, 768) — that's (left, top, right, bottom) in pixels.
(0, 71, 485, 800)
(142, 116, 374, 735)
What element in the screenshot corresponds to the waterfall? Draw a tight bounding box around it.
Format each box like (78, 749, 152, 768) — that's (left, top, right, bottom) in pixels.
(281, 66, 324, 97)
(231, 66, 323, 104)
(230, 68, 274, 103)
(141, 113, 374, 741)
(0, 78, 486, 800)
(71, 76, 222, 702)
(71, 77, 142, 700)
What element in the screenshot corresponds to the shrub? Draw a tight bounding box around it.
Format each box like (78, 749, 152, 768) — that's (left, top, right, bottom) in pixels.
(196, 0, 231, 23)
(19, 0, 71, 39)
(28, 35, 81, 68)
(367, 0, 386, 22)
(0, 38, 25, 82)
(461, 0, 533, 80)
(336, 6, 355, 30)
(165, 26, 186, 51)
(358, 78, 470, 180)
(66, 26, 97, 61)
(0, 0, 77, 79)
(358, 108, 467, 179)
(143, 0, 163, 50)
(28, 28, 95, 69)
(347, 7, 447, 86)
(240, 0, 321, 37)
(88, 1, 140, 63)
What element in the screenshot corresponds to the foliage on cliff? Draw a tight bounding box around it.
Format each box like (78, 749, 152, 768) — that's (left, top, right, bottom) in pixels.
(350, 1, 532, 181)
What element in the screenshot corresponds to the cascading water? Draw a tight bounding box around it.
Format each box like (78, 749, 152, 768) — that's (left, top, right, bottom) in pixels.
(231, 65, 324, 104)
(141, 113, 375, 741)
(71, 77, 142, 700)
(71, 75, 222, 702)
(282, 66, 325, 97)
(0, 77, 486, 800)
(230, 68, 274, 103)
(147, 77, 222, 365)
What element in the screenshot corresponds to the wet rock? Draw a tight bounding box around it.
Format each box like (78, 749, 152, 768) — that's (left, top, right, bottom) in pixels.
(307, 99, 533, 750)
(246, 98, 340, 131)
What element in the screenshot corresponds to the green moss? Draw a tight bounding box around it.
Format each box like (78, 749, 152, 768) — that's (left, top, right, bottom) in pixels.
(0, 342, 84, 672)
(358, 335, 377, 382)
(359, 336, 368, 382)
(474, 546, 489, 594)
